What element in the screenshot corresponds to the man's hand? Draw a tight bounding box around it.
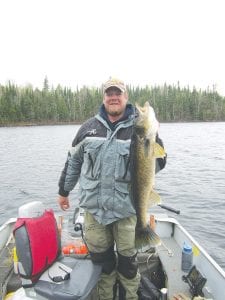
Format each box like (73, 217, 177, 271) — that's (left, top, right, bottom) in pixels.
(58, 195, 70, 211)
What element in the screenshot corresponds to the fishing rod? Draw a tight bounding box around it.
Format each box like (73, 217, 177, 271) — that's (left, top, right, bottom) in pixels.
(158, 204, 180, 215)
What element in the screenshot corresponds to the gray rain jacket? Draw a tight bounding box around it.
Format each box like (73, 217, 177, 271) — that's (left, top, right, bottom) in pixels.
(58, 104, 166, 225)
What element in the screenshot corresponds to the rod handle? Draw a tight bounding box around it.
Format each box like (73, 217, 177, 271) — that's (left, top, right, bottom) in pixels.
(158, 204, 180, 215)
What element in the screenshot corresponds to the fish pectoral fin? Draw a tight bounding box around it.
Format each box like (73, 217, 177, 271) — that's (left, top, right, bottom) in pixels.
(154, 143, 166, 158)
(149, 190, 161, 205)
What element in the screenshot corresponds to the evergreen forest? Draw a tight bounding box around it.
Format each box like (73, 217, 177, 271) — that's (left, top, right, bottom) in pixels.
(1, 77, 225, 126)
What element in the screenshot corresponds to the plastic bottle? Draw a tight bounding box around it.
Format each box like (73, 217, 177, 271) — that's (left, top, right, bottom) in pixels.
(181, 242, 193, 272)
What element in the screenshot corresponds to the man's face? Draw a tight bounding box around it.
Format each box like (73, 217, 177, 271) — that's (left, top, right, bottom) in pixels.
(103, 87, 128, 118)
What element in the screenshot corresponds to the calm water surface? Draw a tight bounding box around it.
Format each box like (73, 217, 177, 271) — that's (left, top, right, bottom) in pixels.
(0, 122, 225, 270)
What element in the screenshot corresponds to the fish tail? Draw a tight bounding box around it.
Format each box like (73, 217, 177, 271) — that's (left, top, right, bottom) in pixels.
(135, 225, 161, 249)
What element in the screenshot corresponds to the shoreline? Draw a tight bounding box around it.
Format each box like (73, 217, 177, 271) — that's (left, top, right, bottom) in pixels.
(0, 121, 82, 127)
(1, 119, 225, 127)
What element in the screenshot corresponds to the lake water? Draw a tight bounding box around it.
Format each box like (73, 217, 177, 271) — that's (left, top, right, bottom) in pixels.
(0, 122, 225, 270)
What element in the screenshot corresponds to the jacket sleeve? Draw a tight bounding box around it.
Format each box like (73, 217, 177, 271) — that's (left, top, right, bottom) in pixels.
(58, 118, 99, 196)
(155, 134, 167, 173)
(58, 127, 85, 197)
(58, 141, 84, 196)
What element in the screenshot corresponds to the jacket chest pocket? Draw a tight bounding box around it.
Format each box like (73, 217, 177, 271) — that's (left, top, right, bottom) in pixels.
(82, 141, 104, 179)
(115, 143, 131, 182)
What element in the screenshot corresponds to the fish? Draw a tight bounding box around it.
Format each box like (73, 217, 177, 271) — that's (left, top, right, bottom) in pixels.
(130, 101, 166, 248)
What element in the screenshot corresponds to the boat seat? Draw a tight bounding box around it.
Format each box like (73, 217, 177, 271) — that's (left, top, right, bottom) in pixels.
(30, 257, 101, 300)
(14, 201, 102, 300)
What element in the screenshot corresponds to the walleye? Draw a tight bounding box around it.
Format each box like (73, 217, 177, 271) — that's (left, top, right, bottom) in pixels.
(130, 102, 166, 248)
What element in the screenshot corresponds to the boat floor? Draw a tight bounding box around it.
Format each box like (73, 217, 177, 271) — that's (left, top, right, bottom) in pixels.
(158, 237, 191, 299)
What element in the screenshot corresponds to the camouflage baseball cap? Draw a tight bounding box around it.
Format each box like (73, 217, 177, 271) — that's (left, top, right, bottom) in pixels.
(103, 78, 127, 93)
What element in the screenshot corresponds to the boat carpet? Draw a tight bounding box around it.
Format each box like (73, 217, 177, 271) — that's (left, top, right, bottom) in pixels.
(0, 241, 14, 298)
(0, 240, 22, 298)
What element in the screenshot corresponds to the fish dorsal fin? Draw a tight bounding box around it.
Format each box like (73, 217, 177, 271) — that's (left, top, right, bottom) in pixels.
(149, 190, 161, 205)
(154, 143, 166, 158)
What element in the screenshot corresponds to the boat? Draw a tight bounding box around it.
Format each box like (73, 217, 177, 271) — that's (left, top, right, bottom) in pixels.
(1, 201, 225, 300)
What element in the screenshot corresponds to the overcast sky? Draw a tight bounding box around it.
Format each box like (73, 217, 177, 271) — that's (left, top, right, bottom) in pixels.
(1, 0, 225, 95)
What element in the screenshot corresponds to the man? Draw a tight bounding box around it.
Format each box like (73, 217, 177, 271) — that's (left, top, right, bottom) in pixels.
(57, 78, 166, 299)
